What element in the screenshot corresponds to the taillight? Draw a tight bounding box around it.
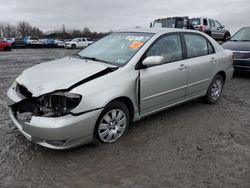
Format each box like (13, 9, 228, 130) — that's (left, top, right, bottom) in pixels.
(198, 25, 204, 31)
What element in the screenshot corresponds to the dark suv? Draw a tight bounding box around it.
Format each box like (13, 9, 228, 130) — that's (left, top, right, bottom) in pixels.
(151, 17, 193, 29)
(190, 17, 230, 41)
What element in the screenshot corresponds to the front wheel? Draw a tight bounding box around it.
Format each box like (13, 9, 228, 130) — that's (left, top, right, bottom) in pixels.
(94, 101, 130, 144)
(204, 75, 224, 104)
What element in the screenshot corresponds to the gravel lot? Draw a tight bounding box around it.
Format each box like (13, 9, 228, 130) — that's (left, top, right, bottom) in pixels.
(0, 49, 250, 188)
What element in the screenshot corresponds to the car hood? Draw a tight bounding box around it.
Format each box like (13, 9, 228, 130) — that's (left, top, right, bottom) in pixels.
(16, 57, 113, 97)
(222, 41, 250, 51)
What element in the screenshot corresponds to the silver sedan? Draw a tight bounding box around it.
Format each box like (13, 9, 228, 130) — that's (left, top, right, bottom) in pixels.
(7, 28, 234, 149)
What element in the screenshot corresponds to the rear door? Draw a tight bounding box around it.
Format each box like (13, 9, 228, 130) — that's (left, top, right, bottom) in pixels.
(140, 34, 188, 115)
(183, 33, 217, 98)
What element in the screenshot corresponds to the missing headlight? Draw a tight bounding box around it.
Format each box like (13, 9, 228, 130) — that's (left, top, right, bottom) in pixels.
(12, 92, 81, 118)
(39, 92, 81, 117)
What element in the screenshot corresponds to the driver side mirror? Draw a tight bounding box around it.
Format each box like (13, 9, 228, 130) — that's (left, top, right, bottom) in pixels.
(142, 56, 164, 67)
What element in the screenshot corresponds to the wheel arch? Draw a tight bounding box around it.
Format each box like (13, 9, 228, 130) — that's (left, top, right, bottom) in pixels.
(216, 71, 226, 83)
(106, 96, 135, 123)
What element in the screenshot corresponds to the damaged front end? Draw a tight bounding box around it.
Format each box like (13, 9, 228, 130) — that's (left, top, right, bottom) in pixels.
(11, 83, 81, 122)
(7, 80, 103, 149)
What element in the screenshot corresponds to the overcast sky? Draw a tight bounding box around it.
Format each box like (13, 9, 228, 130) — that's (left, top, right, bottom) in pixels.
(0, 0, 249, 34)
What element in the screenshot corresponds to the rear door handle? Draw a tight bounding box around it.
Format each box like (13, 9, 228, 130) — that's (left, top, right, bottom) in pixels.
(178, 64, 187, 70)
(210, 57, 217, 63)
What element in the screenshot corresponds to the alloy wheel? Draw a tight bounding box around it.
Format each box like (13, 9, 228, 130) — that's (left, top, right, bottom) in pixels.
(211, 79, 222, 101)
(98, 109, 127, 143)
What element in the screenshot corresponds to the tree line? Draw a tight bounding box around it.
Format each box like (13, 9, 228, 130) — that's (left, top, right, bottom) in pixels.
(0, 21, 111, 40)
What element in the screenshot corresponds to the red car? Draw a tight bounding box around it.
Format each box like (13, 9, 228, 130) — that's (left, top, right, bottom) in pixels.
(0, 40, 11, 51)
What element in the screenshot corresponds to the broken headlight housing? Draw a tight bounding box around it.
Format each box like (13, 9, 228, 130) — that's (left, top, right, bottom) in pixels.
(14, 92, 82, 118)
(38, 92, 82, 117)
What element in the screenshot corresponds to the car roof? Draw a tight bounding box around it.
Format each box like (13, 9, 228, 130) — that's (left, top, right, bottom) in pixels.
(116, 27, 202, 35)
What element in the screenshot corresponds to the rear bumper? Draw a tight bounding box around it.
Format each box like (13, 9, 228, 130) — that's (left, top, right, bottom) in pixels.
(225, 67, 234, 83)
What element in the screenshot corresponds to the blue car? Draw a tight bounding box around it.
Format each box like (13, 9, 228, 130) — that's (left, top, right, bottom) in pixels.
(42, 38, 57, 48)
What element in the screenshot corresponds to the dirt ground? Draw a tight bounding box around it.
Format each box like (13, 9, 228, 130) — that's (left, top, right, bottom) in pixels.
(0, 49, 250, 188)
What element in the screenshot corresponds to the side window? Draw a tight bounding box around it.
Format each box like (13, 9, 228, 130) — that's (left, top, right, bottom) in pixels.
(203, 19, 208, 26)
(214, 21, 222, 28)
(209, 19, 215, 27)
(208, 42, 215, 54)
(184, 34, 209, 58)
(145, 35, 182, 64)
(78, 39, 81, 42)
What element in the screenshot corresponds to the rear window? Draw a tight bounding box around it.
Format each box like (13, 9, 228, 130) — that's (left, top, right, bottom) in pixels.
(190, 18, 200, 26)
(153, 19, 176, 28)
(184, 34, 214, 58)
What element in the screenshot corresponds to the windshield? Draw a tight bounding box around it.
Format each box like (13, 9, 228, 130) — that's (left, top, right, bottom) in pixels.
(153, 19, 176, 28)
(231, 27, 250, 41)
(77, 32, 153, 66)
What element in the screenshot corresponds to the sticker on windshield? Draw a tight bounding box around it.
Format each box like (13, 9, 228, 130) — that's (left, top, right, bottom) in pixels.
(126, 36, 145, 41)
(129, 41, 144, 49)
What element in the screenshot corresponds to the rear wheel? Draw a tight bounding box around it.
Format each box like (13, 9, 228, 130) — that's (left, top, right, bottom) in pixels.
(204, 75, 224, 104)
(94, 101, 130, 144)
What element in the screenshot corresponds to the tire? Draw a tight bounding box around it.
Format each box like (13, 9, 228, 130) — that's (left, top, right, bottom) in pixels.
(93, 101, 130, 145)
(71, 44, 76, 49)
(204, 75, 224, 104)
(223, 32, 231, 42)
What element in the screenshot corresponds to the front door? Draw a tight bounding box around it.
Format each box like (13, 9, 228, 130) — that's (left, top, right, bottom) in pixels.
(139, 34, 188, 116)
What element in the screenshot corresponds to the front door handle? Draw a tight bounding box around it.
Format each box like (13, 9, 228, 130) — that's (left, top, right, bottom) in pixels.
(178, 64, 187, 70)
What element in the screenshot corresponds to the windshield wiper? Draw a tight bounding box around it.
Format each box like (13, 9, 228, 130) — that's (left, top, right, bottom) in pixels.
(72, 53, 84, 59)
(83, 56, 110, 64)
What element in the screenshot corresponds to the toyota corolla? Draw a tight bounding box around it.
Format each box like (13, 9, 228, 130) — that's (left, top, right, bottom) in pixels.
(7, 28, 234, 149)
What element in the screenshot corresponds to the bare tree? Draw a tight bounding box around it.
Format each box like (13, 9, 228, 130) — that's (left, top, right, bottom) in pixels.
(17, 21, 32, 37)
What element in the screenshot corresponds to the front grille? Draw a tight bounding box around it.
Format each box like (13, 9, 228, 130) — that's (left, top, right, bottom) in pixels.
(16, 83, 32, 98)
(233, 51, 250, 60)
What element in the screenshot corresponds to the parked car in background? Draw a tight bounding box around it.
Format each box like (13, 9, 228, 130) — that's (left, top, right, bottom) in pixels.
(12, 38, 27, 48)
(4, 38, 15, 44)
(65, 38, 94, 49)
(150, 16, 193, 29)
(64, 39, 72, 43)
(222, 27, 250, 72)
(42, 38, 58, 48)
(190, 17, 230, 41)
(7, 28, 233, 149)
(54, 39, 65, 48)
(24, 36, 44, 48)
(0, 39, 11, 51)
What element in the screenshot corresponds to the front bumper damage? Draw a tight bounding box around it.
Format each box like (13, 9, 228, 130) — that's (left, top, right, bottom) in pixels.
(7, 82, 102, 149)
